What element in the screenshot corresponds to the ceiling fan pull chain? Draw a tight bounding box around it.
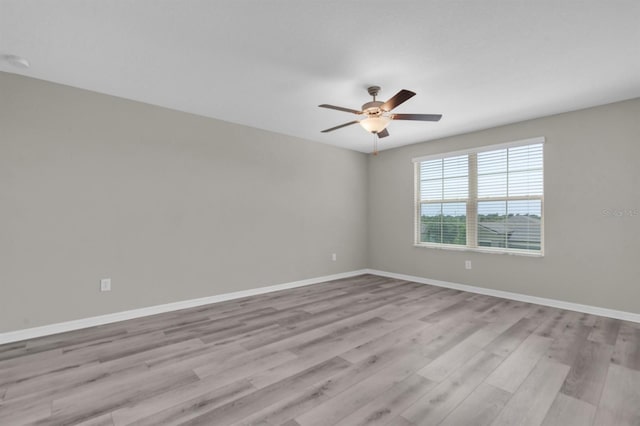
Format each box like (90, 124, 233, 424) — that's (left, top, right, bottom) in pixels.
(373, 132, 379, 156)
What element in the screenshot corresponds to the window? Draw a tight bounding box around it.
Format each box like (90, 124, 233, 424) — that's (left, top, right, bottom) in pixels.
(414, 138, 544, 255)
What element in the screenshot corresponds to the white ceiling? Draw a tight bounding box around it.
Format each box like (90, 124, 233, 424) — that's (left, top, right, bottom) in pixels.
(1, 1, 639, 153)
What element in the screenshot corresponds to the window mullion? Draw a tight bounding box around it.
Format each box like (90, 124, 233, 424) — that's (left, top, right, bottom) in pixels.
(467, 153, 478, 248)
(440, 161, 445, 244)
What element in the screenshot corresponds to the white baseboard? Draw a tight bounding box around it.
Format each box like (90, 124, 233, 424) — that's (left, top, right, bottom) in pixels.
(365, 269, 640, 323)
(0, 269, 368, 345)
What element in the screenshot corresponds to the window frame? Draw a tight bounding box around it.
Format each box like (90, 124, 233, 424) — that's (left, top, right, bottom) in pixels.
(413, 137, 545, 256)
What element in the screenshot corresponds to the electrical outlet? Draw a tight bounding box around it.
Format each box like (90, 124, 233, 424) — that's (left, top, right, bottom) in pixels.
(331, 253, 337, 261)
(465, 260, 472, 270)
(100, 278, 111, 292)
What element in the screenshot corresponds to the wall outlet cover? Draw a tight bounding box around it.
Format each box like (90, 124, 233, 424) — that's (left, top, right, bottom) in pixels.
(100, 278, 111, 292)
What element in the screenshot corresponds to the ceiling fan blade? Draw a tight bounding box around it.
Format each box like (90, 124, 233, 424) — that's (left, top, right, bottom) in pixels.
(318, 104, 362, 114)
(392, 113, 442, 121)
(377, 128, 390, 138)
(321, 120, 360, 133)
(381, 90, 416, 112)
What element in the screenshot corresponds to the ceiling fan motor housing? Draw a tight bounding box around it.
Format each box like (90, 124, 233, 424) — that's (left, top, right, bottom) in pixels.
(362, 101, 385, 117)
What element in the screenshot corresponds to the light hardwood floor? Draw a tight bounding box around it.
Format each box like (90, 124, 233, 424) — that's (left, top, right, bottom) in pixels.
(1, 274, 639, 425)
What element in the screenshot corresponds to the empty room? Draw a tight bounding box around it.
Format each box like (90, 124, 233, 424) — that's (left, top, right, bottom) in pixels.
(1, 1, 639, 425)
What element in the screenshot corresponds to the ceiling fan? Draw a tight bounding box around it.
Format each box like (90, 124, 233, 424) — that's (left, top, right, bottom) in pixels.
(319, 86, 442, 145)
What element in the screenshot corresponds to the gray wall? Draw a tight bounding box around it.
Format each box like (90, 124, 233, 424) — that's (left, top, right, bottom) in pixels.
(0, 72, 368, 332)
(368, 98, 640, 314)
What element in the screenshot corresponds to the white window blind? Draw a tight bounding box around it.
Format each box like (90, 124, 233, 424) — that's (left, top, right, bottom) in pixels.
(414, 138, 544, 254)
(418, 155, 468, 246)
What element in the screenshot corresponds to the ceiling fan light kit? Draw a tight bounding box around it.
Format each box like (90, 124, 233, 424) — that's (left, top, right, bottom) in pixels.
(359, 115, 391, 133)
(319, 86, 442, 153)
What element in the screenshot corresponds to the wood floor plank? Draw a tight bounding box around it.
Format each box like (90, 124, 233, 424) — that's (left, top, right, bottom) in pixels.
(417, 320, 514, 382)
(0, 398, 52, 425)
(535, 309, 576, 340)
(420, 320, 488, 360)
(438, 383, 511, 426)
(4, 338, 206, 401)
(246, 309, 424, 390)
(248, 350, 346, 391)
(0, 342, 26, 355)
(193, 343, 297, 378)
(484, 317, 538, 357)
(485, 333, 553, 393)
(0, 275, 637, 426)
(421, 294, 502, 322)
(102, 337, 205, 371)
(4, 361, 109, 404)
(386, 291, 469, 323)
(231, 347, 418, 426)
(230, 375, 348, 425)
(1, 330, 180, 388)
(525, 305, 562, 325)
(7, 327, 127, 359)
(545, 323, 592, 366)
(0, 348, 69, 386)
(46, 364, 200, 425)
(384, 285, 446, 306)
(612, 322, 640, 371)
(243, 309, 312, 327)
(402, 351, 504, 425)
(333, 374, 434, 426)
(588, 317, 621, 345)
(559, 340, 613, 405)
(111, 378, 256, 426)
(0, 348, 64, 372)
(240, 297, 404, 351)
(478, 300, 530, 324)
(593, 364, 640, 426)
(302, 282, 418, 315)
(75, 412, 115, 426)
(295, 352, 432, 426)
(385, 417, 414, 426)
(176, 357, 352, 425)
(420, 299, 475, 324)
(288, 317, 395, 356)
(144, 339, 247, 370)
(194, 349, 299, 390)
(339, 320, 435, 364)
(489, 359, 570, 426)
(541, 393, 596, 426)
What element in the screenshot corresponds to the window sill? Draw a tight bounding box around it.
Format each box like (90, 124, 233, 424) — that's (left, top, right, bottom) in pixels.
(413, 243, 544, 257)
